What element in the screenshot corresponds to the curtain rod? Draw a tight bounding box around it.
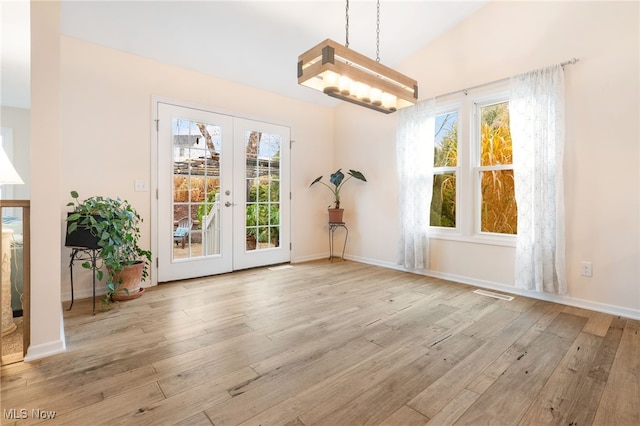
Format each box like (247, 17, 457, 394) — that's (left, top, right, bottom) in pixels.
(434, 57, 579, 100)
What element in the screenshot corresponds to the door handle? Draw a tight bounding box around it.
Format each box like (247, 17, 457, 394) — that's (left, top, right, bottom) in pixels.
(224, 201, 237, 207)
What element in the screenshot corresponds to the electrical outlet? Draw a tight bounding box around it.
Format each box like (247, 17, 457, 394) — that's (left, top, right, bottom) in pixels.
(581, 261, 593, 277)
(134, 179, 148, 192)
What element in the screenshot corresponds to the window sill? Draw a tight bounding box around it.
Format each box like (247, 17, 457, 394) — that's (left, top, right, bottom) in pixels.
(429, 230, 516, 248)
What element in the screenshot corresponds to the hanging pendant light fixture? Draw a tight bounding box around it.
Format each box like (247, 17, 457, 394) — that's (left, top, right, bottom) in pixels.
(297, 0, 418, 114)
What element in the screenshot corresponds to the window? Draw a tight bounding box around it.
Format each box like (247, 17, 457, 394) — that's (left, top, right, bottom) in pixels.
(431, 112, 458, 228)
(430, 86, 517, 241)
(476, 101, 517, 234)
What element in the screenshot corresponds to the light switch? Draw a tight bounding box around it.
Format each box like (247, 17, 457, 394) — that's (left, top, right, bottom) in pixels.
(134, 179, 148, 192)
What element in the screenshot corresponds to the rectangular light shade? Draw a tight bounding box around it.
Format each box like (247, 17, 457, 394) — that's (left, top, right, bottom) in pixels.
(0, 146, 24, 185)
(297, 39, 418, 114)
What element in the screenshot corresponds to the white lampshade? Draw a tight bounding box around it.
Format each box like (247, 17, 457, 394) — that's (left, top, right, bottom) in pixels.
(0, 146, 24, 185)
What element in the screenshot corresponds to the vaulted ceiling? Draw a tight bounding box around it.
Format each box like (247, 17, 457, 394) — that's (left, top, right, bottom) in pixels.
(1, 1, 488, 109)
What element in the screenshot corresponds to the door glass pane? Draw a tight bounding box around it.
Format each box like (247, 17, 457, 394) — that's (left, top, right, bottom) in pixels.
(172, 118, 222, 260)
(245, 130, 281, 251)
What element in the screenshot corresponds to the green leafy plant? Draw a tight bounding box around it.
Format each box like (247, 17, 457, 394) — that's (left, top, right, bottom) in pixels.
(246, 203, 280, 243)
(66, 191, 152, 306)
(246, 180, 280, 245)
(309, 169, 367, 209)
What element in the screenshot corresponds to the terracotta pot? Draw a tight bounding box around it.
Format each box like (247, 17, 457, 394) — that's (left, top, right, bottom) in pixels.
(246, 236, 257, 250)
(110, 261, 145, 301)
(328, 208, 344, 223)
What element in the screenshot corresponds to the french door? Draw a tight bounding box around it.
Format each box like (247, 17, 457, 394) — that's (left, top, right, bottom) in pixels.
(156, 102, 290, 282)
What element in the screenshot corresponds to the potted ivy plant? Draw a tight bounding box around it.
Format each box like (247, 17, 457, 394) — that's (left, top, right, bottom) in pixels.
(309, 169, 367, 222)
(66, 191, 152, 307)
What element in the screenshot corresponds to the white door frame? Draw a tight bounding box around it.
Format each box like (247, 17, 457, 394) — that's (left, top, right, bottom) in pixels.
(150, 97, 291, 285)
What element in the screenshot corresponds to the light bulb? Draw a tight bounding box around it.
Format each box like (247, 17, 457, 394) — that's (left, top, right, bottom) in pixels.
(370, 88, 382, 106)
(382, 93, 397, 111)
(358, 84, 371, 102)
(339, 76, 352, 95)
(349, 80, 358, 98)
(323, 71, 339, 93)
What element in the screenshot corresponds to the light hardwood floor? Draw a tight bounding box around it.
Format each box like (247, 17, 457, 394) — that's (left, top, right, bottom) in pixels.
(1, 260, 638, 425)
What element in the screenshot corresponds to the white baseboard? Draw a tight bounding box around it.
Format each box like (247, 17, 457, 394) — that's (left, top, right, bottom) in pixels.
(291, 253, 330, 263)
(346, 254, 640, 321)
(61, 287, 106, 303)
(61, 283, 154, 303)
(24, 339, 66, 362)
(23, 306, 67, 362)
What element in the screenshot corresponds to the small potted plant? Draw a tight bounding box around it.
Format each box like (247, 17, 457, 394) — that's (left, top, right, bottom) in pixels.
(66, 191, 152, 307)
(309, 169, 367, 222)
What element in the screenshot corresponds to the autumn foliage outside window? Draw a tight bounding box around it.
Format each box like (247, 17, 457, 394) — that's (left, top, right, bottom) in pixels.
(430, 101, 517, 235)
(478, 102, 517, 234)
(431, 112, 458, 228)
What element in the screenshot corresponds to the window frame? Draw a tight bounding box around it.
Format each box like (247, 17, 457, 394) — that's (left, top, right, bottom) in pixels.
(429, 84, 516, 247)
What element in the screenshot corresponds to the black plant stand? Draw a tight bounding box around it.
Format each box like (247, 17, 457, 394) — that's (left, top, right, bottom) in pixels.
(67, 247, 101, 315)
(328, 222, 348, 261)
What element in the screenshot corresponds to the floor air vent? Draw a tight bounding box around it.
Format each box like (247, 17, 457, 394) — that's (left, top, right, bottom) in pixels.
(473, 289, 514, 301)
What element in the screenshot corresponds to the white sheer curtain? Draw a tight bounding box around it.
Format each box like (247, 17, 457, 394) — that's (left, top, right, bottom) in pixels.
(510, 64, 566, 294)
(396, 99, 435, 270)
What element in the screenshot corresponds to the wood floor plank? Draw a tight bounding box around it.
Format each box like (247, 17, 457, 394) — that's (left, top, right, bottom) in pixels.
(425, 389, 480, 426)
(465, 302, 563, 394)
(459, 301, 519, 340)
(2, 365, 156, 419)
(109, 367, 256, 425)
(379, 405, 430, 426)
(433, 294, 499, 333)
(150, 332, 277, 375)
(173, 412, 214, 426)
(559, 316, 628, 426)
(454, 313, 587, 425)
(33, 382, 165, 426)
(281, 418, 307, 426)
(500, 293, 538, 312)
(518, 331, 602, 425)
(587, 316, 626, 382)
(592, 318, 640, 425)
(408, 300, 556, 419)
(1, 261, 637, 426)
(241, 326, 450, 426)
(205, 337, 381, 426)
(312, 333, 484, 425)
(249, 316, 381, 377)
(3, 322, 254, 407)
(365, 302, 456, 348)
(582, 311, 614, 337)
(561, 376, 606, 426)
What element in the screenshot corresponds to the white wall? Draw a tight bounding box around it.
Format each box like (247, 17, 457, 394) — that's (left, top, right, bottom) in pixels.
(28, 0, 66, 361)
(336, 1, 639, 317)
(0, 107, 30, 200)
(58, 36, 335, 299)
(29, 0, 639, 358)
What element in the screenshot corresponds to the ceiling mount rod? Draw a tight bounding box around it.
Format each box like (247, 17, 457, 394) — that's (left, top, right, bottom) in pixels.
(435, 58, 579, 100)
